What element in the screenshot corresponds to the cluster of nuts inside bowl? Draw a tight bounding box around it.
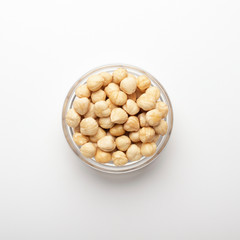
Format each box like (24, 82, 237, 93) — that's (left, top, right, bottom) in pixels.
(65, 68, 168, 166)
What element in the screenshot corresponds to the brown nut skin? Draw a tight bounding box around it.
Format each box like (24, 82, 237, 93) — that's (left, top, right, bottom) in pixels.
(84, 102, 97, 119)
(95, 148, 112, 163)
(141, 142, 157, 156)
(87, 74, 104, 91)
(109, 90, 127, 106)
(73, 97, 90, 115)
(129, 131, 140, 143)
(99, 72, 112, 87)
(94, 101, 111, 118)
(110, 125, 125, 136)
(110, 108, 128, 124)
(154, 119, 168, 136)
(89, 127, 106, 143)
(138, 113, 149, 127)
(137, 75, 151, 92)
(120, 76, 137, 94)
(99, 117, 114, 129)
(113, 68, 128, 84)
(66, 109, 81, 128)
(156, 101, 168, 118)
(127, 92, 137, 101)
(123, 116, 140, 132)
(104, 83, 120, 97)
(123, 99, 140, 115)
(139, 127, 155, 143)
(80, 117, 98, 136)
(126, 144, 142, 161)
(146, 109, 163, 127)
(115, 135, 131, 151)
(80, 142, 96, 158)
(112, 151, 128, 166)
(91, 89, 106, 103)
(137, 93, 156, 111)
(73, 133, 89, 146)
(75, 84, 91, 98)
(97, 136, 116, 152)
(145, 86, 160, 101)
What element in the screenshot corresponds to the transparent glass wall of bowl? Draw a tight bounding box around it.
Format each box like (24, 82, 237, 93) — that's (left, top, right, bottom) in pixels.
(62, 64, 173, 174)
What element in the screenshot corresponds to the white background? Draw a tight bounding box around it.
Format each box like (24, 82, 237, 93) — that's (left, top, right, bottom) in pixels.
(0, 0, 240, 239)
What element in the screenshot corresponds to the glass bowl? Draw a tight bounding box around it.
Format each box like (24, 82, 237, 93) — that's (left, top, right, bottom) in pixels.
(62, 64, 173, 174)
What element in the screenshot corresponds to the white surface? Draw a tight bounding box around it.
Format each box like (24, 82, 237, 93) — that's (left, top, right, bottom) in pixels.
(0, 0, 240, 239)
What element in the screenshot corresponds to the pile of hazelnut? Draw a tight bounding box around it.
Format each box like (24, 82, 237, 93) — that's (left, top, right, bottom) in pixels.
(65, 68, 168, 166)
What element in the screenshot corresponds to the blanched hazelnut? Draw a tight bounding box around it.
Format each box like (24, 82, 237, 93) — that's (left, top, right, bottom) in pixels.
(99, 72, 112, 87)
(66, 108, 81, 128)
(110, 125, 125, 136)
(137, 93, 156, 111)
(152, 134, 160, 143)
(139, 127, 155, 143)
(135, 142, 142, 149)
(110, 108, 128, 124)
(141, 142, 157, 156)
(146, 109, 163, 127)
(90, 127, 106, 143)
(80, 117, 98, 136)
(74, 124, 80, 133)
(138, 113, 149, 127)
(120, 76, 137, 94)
(127, 92, 137, 101)
(109, 90, 127, 106)
(113, 68, 128, 84)
(73, 132, 89, 146)
(95, 148, 111, 163)
(156, 101, 168, 118)
(137, 75, 151, 92)
(126, 144, 142, 161)
(123, 99, 140, 115)
(84, 102, 96, 119)
(75, 84, 91, 98)
(73, 97, 90, 115)
(124, 116, 140, 132)
(154, 119, 168, 136)
(94, 101, 111, 117)
(99, 117, 114, 129)
(106, 131, 116, 141)
(87, 74, 104, 91)
(145, 86, 160, 101)
(97, 136, 116, 152)
(91, 89, 106, 103)
(106, 99, 117, 110)
(80, 142, 97, 158)
(129, 131, 140, 142)
(115, 135, 131, 151)
(104, 83, 120, 97)
(112, 151, 128, 166)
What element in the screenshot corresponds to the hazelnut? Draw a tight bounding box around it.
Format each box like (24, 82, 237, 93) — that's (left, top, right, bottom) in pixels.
(106, 99, 117, 110)
(73, 124, 80, 133)
(156, 101, 168, 118)
(127, 92, 137, 101)
(139, 127, 155, 143)
(136, 88, 143, 99)
(110, 108, 128, 124)
(84, 102, 96, 119)
(146, 109, 163, 127)
(80, 117, 98, 136)
(120, 76, 137, 94)
(109, 90, 127, 106)
(80, 142, 97, 158)
(141, 142, 157, 156)
(113, 68, 128, 84)
(145, 86, 160, 101)
(135, 142, 142, 149)
(137, 93, 156, 111)
(137, 75, 151, 92)
(104, 83, 120, 97)
(123, 99, 140, 115)
(94, 101, 111, 118)
(126, 144, 142, 161)
(112, 151, 128, 166)
(106, 131, 116, 141)
(110, 125, 125, 136)
(97, 136, 116, 152)
(115, 135, 131, 151)
(95, 148, 111, 163)
(99, 72, 112, 87)
(65, 108, 81, 128)
(99, 117, 114, 129)
(138, 113, 149, 127)
(73, 132, 89, 146)
(75, 84, 91, 98)
(123, 116, 140, 132)
(152, 134, 160, 143)
(73, 97, 90, 115)
(91, 89, 106, 103)
(129, 131, 140, 142)
(87, 74, 104, 91)
(90, 127, 106, 143)
(154, 119, 168, 136)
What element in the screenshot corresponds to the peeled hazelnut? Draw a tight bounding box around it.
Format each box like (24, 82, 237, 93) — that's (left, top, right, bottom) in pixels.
(90, 127, 106, 143)
(74, 124, 80, 133)
(99, 117, 114, 129)
(146, 109, 163, 127)
(73, 97, 90, 115)
(120, 76, 137, 94)
(154, 119, 168, 136)
(138, 113, 149, 127)
(139, 127, 155, 143)
(94, 101, 111, 118)
(141, 142, 157, 156)
(123, 99, 140, 115)
(152, 134, 160, 143)
(156, 101, 168, 118)
(66, 109, 81, 128)
(145, 86, 160, 101)
(84, 102, 96, 119)
(80, 142, 97, 158)
(129, 131, 140, 142)
(109, 90, 127, 106)
(106, 99, 117, 111)
(75, 84, 91, 98)
(137, 93, 156, 111)
(87, 74, 104, 91)
(115, 135, 131, 151)
(126, 144, 142, 161)
(110, 125, 125, 136)
(136, 142, 142, 149)
(99, 72, 112, 87)
(97, 136, 116, 152)
(106, 131, 116, 141)
(127, 92, 137, 101)
(124, 116, 140, 132)
(80, 117, 98, 136)
(112, 151, 128, 166)
(104, 83, 120, 97)
(95, 148, 111, 163)
(110, 108, 128, 124)
(137, 75, 151, 92)
(91, 89, 106, 103)
(73, 132, 89, 146)
(113, 68, 128, 84)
